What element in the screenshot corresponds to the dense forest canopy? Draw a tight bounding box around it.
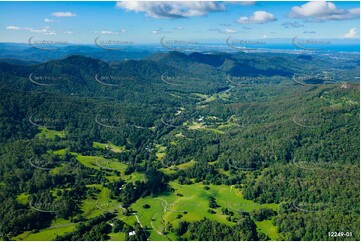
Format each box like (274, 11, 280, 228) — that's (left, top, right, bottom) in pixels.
(0, 49, 359, 241)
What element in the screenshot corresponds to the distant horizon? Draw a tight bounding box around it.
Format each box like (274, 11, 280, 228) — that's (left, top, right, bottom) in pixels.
(1, 37, 360, 44)
(0, 38, 359, 54)
(1, 1, 359, 43)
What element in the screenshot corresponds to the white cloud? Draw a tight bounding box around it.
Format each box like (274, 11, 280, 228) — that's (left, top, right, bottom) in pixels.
(227, 1, 256, 6)
(101, 31, 117, 34)
(174, 26, 184, 30)
(6, 25, 75, 35)
(93, 29, 126, 35)
(152, 30, 161, 34)
(219, 23, 232, 27)
(44, 32, 56, 35)
(6, 26, 20, 30)
(289, 1, 359, 21)
(115, 1, 225, 18)
(149, 27, 171, 34)
(343, 28, 358, 38)
(224, 28, 237, 34)
(281, 21, 304, 28)
(30, 26, 56, 35)
(62, 31, 73, 34)
(52, 12, 77, 17)
(209, 28, 238, 34)
(239, 1, 256, 6)
(6, 25, 56, 35)
(237, 11, 277, 24)
(44, 18, 54, 23)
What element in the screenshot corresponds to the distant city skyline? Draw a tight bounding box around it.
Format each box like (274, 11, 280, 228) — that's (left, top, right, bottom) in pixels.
(0, 1, 359, 44)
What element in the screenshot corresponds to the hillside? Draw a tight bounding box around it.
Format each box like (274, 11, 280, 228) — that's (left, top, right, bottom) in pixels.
(0, 50, 359, 241)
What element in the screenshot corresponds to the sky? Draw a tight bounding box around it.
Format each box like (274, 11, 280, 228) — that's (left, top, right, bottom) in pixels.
(0, 1, 359, 44)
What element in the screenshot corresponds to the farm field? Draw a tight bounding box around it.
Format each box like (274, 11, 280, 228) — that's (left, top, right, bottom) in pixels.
(0, 7, 359, 240)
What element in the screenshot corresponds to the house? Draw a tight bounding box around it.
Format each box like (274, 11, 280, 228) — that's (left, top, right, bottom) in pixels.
(341, 82, 352, 89)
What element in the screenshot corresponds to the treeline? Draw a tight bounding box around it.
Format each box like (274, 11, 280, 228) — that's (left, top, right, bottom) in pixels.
(0, 51, 359, 240)
(174, 216, 264, 241)
(107, 167, 169, 208)
(243, 163, 360, 240)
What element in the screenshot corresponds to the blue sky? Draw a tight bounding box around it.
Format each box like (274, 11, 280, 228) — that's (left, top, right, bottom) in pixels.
(0, 1, 359, 44)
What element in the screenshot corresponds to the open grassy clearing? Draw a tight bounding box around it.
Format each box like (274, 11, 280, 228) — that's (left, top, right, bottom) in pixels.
(80, 185, 126, 224)
(13, 224, 76, 241)
(155, 144, 167, 160)
(49, 163, 67, 175)
(320, 91, 359, 108)
(73, 153, 127, 173)
(14, 146, 280, 241)
(94, 187, 124, 214)
(15, 184, 136, 241)
(193, 93, 217, 103)
(131, 196, 169, 240)
(35, 127, 66, 139)
(53, 148, 68, 156)
(82, 184, 106, 219)
(182, 115, 232, 134)
(184, 121, 226, 134)
(255, 219, 279, 240)
(131, 181, 279, 240)
(93, 142, 125, 153)
(159, 160, 196, 175)
(16, 130, 280, 240)
(108, 232, 126, 241)
(16, 193, 29, 205)
(70, 152, 146, 183)
(220, 185, 278, 213)
(187, 121, 205, 130)
(48, 149, 69, 174)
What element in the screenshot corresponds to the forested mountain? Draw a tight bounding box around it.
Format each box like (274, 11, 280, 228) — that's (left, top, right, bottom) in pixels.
(0, 43, 153, 62)
(0, 50, 359, 241)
